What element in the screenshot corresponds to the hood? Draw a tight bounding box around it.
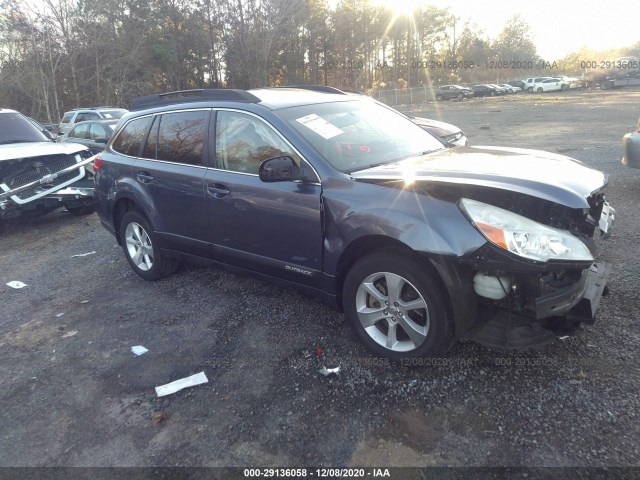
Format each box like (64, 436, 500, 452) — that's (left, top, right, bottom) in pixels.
(410, 116, 461, 135)
(0, 142, 89, 162)
(350, 145, 608, 208)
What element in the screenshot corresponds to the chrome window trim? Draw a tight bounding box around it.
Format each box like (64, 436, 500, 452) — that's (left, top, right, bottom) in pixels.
(109, 108, 212, 163)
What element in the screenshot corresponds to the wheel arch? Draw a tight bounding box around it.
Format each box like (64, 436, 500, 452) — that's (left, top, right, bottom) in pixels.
(112, 195, 148, 245)
(334, 235, 476, 340)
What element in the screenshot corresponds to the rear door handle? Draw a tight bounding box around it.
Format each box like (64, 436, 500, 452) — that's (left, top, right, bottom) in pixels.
(207, 184, 230, 198)
(136, 171, 154, 184)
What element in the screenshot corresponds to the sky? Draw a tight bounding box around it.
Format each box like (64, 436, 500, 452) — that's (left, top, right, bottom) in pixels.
(367, 0, 640, 60)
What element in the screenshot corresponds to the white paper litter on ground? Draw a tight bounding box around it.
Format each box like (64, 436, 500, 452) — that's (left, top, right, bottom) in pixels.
(6, 281, 27, 289)
(62, 330, 78, 338)
(71, 251, 96, 258)
(155, 372, 208, 397)
(55, 312, 65, 318)
(131, 345, 149, 356)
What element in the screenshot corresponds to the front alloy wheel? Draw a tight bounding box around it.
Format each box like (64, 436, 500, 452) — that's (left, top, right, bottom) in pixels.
(343, 251, 452, 361)
(355, 272, 430, 352)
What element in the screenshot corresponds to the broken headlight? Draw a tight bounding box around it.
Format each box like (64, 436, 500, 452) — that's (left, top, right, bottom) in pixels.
(460, 198, 593, 262)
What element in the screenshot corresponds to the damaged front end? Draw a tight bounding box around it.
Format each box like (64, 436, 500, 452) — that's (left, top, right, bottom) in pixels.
(458, 192, 614, 348)
(0, 146, 95, 220)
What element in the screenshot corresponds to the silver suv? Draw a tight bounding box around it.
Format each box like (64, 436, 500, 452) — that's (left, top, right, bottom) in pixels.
(57, 107, 127, 136)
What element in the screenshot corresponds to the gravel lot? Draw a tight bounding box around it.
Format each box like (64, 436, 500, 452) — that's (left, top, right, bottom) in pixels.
(1, 88, 639, 470)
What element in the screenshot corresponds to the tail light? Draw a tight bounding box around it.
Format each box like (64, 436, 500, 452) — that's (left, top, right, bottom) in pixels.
(93, 155, 104, 173)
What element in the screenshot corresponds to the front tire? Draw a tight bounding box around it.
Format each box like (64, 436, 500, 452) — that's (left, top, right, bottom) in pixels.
(537, 87, 543, 93)
(436, 94, 444, 101)
(119, 210, 178, 280)
(343, 251, 452, 361)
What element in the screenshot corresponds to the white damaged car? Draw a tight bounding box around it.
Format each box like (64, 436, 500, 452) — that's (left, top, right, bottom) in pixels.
(0, 108, 96, 222)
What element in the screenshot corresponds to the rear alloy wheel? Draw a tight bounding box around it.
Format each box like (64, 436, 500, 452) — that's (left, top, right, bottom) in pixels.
(119, 210, 177, 280)
(457, 93, 464, 100)
(343, 252, 452, 361)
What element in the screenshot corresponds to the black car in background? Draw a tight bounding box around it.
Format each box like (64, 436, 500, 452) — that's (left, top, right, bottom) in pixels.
(473, 84, 501, 97)
(435, 85, 474, 101)
(408, 116, 467, 147)
(95, 88, 614, 361)
(59, 119, 118, 156)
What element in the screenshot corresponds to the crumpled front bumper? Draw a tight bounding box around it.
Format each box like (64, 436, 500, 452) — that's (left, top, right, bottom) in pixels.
(0, 155, 95, 212)
(535, 262, 610, 323)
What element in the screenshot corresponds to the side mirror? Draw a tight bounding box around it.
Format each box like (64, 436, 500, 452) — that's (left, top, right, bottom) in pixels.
(259, 156, 302, 182)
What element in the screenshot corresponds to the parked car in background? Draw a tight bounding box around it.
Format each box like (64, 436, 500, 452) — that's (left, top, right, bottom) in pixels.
(622, 116, 640, 169)
(0, 108, 96, 221)
(407, 116, 467, 147)
(500, 84, 521, 93)
(508, 80, 526, 90)
(524, 77, 553, 92)
(473, 84, 501, 97)
(57, 107, 127, 136)
(531, 78, 569, 93)
(487, 84, 509, 94)
(558, 76, 582, 89)
(59, 119, 118, 156)
(95, 87, 614, 360)
(435, 85, 474, 101)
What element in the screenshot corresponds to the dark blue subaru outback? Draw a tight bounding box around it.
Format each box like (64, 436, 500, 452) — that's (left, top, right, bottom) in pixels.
(95, 88, 614, 361)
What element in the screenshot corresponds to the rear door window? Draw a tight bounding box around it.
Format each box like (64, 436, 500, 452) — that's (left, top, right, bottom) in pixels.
(155, 111, 207, 166)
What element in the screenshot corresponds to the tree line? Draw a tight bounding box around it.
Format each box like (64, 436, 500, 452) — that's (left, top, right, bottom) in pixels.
(1, 0, 638, 123)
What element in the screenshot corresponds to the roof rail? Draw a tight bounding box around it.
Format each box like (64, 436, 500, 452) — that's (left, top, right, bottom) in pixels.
(130, 89, 261, 111)
(272, 85, 348, 95)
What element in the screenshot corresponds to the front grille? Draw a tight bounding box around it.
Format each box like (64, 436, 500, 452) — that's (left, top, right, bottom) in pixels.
(6, 155, 78, 189)
(2, 154, 85, 203)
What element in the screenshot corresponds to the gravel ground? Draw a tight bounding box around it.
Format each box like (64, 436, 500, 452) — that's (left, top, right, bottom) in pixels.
(0, 88, 639, 470)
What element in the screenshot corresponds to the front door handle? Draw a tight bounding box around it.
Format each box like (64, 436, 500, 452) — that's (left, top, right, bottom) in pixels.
(207, 184, 230, 198)
(136, 171, 154, 184)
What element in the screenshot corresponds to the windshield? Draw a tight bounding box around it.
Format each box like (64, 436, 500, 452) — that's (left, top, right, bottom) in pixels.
(276, 100, 445, 172)
(0, 112, 50, 144)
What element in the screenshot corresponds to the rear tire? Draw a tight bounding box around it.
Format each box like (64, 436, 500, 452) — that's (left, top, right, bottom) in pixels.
(457, 93, 464, 100)
(119, 210, 178, 281)
(343, 251, 453, 362)
(436, 94, 444, 101)
(537, 87, 543, 93)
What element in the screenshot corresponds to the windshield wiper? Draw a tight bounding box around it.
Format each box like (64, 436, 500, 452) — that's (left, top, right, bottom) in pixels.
(404, 149, 441, 159)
